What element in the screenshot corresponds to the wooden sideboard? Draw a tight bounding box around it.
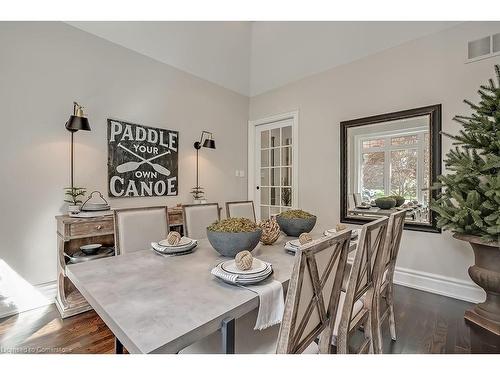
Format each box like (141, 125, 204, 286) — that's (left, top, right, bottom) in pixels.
(55, 207, 184, 318)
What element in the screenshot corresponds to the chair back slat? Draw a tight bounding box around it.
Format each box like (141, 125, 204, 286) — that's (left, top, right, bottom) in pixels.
(276, 230, 351, 354)
(337, 217, 389, 353)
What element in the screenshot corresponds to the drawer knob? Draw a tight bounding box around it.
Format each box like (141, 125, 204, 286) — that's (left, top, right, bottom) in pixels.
(96, 225, 102, 230)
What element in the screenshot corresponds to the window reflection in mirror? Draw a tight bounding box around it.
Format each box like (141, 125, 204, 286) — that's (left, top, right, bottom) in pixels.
(341, 105, 441, 232)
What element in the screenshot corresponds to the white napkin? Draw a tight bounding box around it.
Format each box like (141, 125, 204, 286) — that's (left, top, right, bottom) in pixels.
(210, 265, 238, 283)
(151, 238, 197, 253)
(243, 279, 285, 330)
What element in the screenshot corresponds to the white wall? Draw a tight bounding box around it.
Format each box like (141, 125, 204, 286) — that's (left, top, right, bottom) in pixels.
(0, 22, 249, 286)
(67, 21, 252, 96)
(249, 22, 500, 301)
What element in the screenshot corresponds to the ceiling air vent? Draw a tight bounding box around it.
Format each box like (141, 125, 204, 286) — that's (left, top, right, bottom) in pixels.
(493, 33, 500, 54)
(466, 33, 500, 63)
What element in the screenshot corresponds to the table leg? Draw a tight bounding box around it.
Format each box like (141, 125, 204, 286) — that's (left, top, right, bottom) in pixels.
(115, 337, 124, 354)
(221, 318, 235, 354)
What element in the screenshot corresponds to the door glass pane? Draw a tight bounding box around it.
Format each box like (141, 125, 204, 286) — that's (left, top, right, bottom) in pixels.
(270, 187, 280, 206)
(261, 150, 269, 167)
(270, 206, 281, 217)
(390, 149, 418, 200)
(271, 148, 280, 166)
(260, 206, 270, 220)
(271, 128, 280, 147)
(282, 188, 292, 206)
(261, 130, 270, 149)
(361, 152, 385, 201)
(282, 146, 292, 166)
(260, 168, 269, 186)
(282, 126, 292, 146)
(270, 168, 280, 186)
(281, 167, 292, 186)
(261, 187, 270, 205)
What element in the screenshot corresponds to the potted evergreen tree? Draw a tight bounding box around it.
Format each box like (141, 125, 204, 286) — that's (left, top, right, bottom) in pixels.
(432, 65, 500, 335)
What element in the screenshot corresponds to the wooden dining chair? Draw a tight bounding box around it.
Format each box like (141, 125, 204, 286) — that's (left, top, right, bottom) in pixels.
(276, 230, 352, 354)
(225, 200, 256, 222)
(182, 203, 220, 240)
(335, 216, 389, 354)
(114, 206, 169, 255)
(376, 210, 406, 346)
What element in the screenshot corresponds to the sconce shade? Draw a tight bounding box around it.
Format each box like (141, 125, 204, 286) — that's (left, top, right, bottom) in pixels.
(203, 138, 216, 149)
(65, 115, 91, 132)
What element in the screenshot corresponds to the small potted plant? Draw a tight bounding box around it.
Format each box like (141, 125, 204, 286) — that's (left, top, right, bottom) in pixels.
(64, 187, 86, 214)
(276, 209, 317, 237)
(207, 218, 262, 257)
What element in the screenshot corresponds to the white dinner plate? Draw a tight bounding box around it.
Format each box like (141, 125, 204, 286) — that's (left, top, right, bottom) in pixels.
(158, 237, 193, 247)
(220, 258, 268, 276)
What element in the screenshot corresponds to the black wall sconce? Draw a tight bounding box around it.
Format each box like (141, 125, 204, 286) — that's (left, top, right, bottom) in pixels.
(64, 102, 91, 206)
(191, 131, 216, 202)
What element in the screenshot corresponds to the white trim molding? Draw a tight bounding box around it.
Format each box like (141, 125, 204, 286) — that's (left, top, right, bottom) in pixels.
(0, 280, 56, 319)
(394, 266, 484, 304)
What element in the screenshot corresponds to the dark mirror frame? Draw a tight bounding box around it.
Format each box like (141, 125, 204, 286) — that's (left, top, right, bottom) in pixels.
(340, 104, 442, 233)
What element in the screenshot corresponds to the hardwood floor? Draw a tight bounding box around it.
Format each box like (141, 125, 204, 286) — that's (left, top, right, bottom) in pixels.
(1, 285, 499, 354)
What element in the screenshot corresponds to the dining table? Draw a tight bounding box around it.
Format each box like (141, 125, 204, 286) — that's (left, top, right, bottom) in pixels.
(66, 228, 358, 354)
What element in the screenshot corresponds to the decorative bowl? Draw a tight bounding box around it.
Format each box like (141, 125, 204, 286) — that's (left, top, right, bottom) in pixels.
(276, 215, 317, 237)
(388, 195, 405, 207)
(80, 243, 102, 255)
(207, 228, 262, 257)
(375, 197, 397, 210)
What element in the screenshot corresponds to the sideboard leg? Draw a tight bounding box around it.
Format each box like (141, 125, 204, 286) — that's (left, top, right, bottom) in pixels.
(221, 318, 235, 354)
(115, 337, 124, 354)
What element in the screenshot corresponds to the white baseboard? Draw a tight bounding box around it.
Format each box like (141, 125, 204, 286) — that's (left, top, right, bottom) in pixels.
(394, 266, 485, 304)
(0, 280, 56, 319)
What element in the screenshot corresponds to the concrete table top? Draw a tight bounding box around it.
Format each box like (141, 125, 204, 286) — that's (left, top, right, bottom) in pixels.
(67, 229, 357, 354)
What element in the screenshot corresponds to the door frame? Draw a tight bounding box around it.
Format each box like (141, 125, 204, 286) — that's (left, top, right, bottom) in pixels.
(248, 111, 299, 220)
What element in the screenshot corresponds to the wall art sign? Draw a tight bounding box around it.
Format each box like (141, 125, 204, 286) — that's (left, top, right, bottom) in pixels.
(107, 119, 178, 197)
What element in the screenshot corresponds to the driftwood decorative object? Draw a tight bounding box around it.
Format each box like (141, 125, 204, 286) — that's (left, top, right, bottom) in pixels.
(336, 217, 389, 354)
(276, 231, 351, 354)
(259, 217, 281, 245)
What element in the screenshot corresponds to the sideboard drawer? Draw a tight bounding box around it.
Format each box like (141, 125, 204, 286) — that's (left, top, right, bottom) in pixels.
(70, 219, 114, 237)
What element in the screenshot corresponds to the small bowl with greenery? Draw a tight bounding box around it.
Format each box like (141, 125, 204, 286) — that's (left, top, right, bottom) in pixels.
(375, 197, 397, 210)
(207, 218, 262, 257)
(276, 209, 317, 237)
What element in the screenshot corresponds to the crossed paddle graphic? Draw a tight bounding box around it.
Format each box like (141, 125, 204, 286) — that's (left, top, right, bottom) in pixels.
(116, 143, 171, 176)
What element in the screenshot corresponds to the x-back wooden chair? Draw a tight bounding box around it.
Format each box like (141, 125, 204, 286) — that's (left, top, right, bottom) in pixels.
(336, 216, 389, 354)
(276, 230, 352, 354)
(376, 210, 406, 346)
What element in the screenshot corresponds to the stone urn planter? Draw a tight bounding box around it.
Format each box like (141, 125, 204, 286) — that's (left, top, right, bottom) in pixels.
(454, 233, 500, 335)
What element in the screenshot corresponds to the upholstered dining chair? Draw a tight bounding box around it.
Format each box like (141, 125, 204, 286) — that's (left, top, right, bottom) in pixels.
(276, 230, 352, 354)
(225, 201, 256, 222)
(335, 216, 389, 354)
(183, 203, 220, 240)
(376, 210, 406, 348)
(114, 206, 169, 255)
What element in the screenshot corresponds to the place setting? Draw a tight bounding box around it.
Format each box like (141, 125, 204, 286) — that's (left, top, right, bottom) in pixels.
(151, 231, 198, 256)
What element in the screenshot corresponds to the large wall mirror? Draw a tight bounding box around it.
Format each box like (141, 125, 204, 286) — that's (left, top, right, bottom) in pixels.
(340, 105, 442, 233)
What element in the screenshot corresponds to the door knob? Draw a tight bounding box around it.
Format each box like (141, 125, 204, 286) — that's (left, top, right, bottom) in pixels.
(256, 186, 260, 190)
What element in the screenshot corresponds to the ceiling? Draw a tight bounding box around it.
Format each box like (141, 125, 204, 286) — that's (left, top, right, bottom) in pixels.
(67, 21, 460, 97)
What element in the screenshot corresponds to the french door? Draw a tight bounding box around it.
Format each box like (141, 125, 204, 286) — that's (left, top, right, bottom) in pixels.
(249, 112, 298, 221)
